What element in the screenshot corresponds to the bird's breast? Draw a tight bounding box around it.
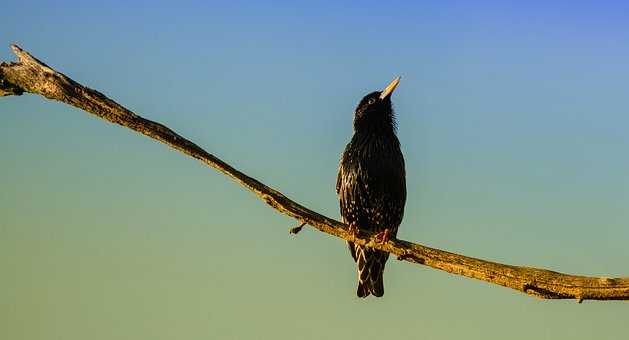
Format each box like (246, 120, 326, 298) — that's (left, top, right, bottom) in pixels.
(338, 134, 406, 231)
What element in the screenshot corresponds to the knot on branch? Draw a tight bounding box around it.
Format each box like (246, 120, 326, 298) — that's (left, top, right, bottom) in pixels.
(0, 76, 24, 96)
(397, 251, 425, 264)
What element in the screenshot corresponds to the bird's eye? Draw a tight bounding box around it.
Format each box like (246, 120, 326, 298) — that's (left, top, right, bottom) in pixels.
(368, 98, 376, 105)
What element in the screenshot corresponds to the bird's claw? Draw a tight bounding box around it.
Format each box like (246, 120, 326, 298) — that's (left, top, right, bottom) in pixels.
(374, 229, 391, 244)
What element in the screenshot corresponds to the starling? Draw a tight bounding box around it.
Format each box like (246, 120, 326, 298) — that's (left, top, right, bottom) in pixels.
(336, 77, 407, 298)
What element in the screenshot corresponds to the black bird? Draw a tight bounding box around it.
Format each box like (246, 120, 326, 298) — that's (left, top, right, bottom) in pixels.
(336, 77, 406, 298)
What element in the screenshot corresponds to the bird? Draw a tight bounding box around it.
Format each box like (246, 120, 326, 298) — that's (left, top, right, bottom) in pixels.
(336, 77, 407, 298)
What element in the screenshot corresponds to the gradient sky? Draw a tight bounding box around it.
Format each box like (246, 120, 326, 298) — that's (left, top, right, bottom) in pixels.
(2, 1, 629, 339)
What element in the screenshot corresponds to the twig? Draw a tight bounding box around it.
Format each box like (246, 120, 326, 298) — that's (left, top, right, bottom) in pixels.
(289, 222, 307, 235)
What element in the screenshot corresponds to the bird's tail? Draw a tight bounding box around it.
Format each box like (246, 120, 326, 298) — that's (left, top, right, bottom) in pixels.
(353, 244, 389, 298)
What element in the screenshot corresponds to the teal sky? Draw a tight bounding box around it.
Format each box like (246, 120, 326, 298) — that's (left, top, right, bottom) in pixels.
(2, 1, 629, 339)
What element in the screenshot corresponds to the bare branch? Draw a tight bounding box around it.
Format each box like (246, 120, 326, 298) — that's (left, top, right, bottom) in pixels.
(2, 44, 628, 301)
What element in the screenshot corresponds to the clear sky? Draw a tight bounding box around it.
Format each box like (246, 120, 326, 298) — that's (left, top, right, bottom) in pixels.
(2, 1, 629, 339)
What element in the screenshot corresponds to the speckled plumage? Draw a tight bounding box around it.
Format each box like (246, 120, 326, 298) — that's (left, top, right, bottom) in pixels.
(336, 83, 406, 298)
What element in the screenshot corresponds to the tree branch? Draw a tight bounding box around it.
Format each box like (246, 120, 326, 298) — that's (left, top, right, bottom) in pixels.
(2, 44, 628, 301)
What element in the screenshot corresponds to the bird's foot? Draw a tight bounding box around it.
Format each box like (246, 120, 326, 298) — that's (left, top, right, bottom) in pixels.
(374, 229, 391, 244)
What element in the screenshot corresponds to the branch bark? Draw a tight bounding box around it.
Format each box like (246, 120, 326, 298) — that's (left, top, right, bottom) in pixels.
(2, 44, 628, 301)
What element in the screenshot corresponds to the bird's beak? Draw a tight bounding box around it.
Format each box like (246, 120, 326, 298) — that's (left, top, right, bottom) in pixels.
(379, 76, 401, 100)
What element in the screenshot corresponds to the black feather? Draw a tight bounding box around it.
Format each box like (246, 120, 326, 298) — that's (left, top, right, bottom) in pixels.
(336, 89, 406, 298)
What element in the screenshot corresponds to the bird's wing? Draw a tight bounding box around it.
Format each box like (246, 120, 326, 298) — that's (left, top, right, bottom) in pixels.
(336, 166, 342, 196)
(336, 151, 346, 196)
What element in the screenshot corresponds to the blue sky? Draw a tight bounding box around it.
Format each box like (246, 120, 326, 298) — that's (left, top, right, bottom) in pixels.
(2, 1, 629, 339)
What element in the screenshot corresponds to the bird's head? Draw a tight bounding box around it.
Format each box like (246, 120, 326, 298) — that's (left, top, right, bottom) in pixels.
(353, 77, 400, 133)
